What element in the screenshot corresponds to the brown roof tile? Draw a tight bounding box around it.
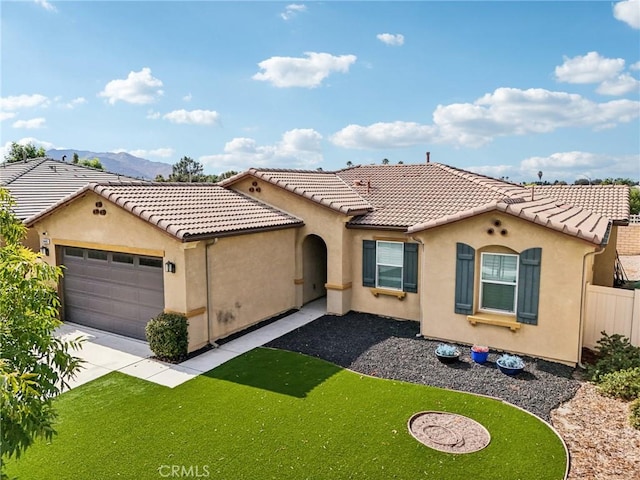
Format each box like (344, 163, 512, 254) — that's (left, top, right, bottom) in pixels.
(536, 185, 629, 222)
(221, 168, 372, 215)
(25, 182, 303, 241)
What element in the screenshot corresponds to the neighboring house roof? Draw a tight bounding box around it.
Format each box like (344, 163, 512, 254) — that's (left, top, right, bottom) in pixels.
(220, 168, 372, 215)
(24, 182, 303, 241)
(0, 157, 139, 220)
(536, 185, 630, 223)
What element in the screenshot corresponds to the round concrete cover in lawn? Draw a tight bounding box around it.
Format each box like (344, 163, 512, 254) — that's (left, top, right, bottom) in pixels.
(408, 411, 491, 454)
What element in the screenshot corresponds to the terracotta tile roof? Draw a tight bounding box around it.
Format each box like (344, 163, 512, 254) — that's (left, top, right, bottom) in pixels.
(24, 182, 303, 241)
(408, 196, 612, 245)
(536, 185, 629, 223)
(221, 168, 372, 215)
(336, 163, 528, 228)
(1, 158, 139, 220)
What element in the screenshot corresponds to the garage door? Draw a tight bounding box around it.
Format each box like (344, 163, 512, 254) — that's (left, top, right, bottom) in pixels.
(62, 247, 165, 340)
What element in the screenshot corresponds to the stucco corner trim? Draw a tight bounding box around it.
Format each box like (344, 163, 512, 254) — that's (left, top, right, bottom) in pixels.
(370, 288, 406, 300)
(467, 313, 521, 332)
(294, 278, 304, 285)
(164, 307, 206, 319)
(325, 282, 353, 291)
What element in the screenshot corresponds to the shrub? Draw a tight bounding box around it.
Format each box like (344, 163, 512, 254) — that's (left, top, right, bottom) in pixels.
(630, 399, 640, 430)
(587, 332, 640, 382)
(145, 312, 189, 362)
(597, 367, 640, 401)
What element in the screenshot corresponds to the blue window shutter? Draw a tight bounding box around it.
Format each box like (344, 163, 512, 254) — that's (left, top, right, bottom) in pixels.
(362, 240, 376, 287)
(403, 243, 419, 293)
(455, 243, 475, 314)
(517, 248, 542, 325)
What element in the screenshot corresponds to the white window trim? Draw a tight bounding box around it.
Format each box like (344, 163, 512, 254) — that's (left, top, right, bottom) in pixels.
(375, 240, 404, 291)
(479, 252, 519, 314)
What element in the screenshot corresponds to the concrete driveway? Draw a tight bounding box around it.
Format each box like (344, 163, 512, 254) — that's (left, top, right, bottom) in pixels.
(56, 298, 326, 390)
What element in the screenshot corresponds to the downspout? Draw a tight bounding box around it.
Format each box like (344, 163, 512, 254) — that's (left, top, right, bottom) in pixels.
(410, 236, 425, 338)
(205, 239, 218, 347)
(578, 245, 606, 368)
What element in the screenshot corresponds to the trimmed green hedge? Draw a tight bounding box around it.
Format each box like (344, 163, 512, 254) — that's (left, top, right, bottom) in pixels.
(145, 312, 188, 362)
(597, 367, 640, 401)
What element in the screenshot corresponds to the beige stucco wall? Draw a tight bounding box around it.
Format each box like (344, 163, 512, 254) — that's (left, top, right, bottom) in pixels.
(208, 228, 296, 340)
(592, 225, 617, 287)
(23, 227, 41, 251)
(231, 177, 354, 314)
(412, 211, 597, 365)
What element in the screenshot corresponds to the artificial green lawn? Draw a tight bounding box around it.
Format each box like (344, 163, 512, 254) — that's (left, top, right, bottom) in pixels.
(6, 348, 567, 479)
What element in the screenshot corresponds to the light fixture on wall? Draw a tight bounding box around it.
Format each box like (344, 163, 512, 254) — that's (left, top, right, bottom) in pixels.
(165, 261, 176, 273)
(40, 246, 50, 256)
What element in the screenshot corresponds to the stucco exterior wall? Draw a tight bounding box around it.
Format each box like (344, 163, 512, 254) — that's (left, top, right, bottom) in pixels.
(208, 228, 296, 340)
(23, 227, 41, 251)
(231, 178, 354, 314)
(412, 211, 597, 365)
(593, 226, 617, 287)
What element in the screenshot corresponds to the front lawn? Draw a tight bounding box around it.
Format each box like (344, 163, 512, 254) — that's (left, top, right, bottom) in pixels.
(6, 348, 567, 479)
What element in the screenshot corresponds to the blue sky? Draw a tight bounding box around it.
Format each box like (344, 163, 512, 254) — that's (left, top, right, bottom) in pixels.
(1, 0, 639, 182)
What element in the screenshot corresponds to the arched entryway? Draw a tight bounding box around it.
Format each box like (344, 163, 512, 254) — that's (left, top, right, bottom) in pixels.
(302, 234, 327, 304)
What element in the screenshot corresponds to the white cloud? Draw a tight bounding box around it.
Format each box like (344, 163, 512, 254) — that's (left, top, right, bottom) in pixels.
(555, 51, 625, 84)
(614, 0, 640, 29)
(596, 73, 640, 96)
(331, 121, 437, 149)
(200, 128, 323, 171)
(376, 33, 404, 46)
(34, 0, 57, 12)
(146, 110, 161, 120)
(0, 112, 16, 122)
(98, 67, 164, 105)
(162, 109, 219, 125)
(281, 4, 306, 20)
(61, 97, 87, 109)
(631, 61, 640, 71)
(183, 93, 192, 102)
(520, 151, 639, 182)
(466, 164, 517, 180)
(253, 52, 357, 88)
(12, 117, 46, 129)
(114, 147, 175, 159)
(331, 87, 640, 150)
(0, 94, 50, 111)
(432, 87, 639, 147)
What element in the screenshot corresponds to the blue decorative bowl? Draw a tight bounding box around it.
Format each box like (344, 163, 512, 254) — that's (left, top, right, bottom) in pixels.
(496, 361, 524, 376)
(470, 349, 489, 364)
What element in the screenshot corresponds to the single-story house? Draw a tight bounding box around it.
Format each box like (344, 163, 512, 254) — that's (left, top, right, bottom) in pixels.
(0, 157, 139, 250)
(24, 162, 630, 365)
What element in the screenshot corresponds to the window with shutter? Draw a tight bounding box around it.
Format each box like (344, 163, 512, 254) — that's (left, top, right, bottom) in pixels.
(454, 243, 475, 314)
(361, 240, 418, 293)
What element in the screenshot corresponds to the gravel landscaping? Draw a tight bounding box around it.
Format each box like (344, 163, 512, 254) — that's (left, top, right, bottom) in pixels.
(267, 312, 581, 421)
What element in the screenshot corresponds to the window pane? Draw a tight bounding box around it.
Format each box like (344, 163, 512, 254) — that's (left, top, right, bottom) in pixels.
(87, 249, 108, 261)
(112, 253, 134, 264)
(377, 242, 403, 266)
(139, 257, 163, 268)
(482, 254, 517, 283)
(65, 247, 84, 258)
(481, 283, 515, 312)
(378, 265, 402, 289)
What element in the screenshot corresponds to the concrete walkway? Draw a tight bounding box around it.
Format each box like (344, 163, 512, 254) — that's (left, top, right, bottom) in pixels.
(56, 299, 326, 390)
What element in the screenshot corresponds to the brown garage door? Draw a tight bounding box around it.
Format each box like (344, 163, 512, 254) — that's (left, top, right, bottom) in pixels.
(62, 247, 165, 340)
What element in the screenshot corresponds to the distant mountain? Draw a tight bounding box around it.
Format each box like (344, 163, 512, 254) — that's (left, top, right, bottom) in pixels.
(46, 149, 172, 180)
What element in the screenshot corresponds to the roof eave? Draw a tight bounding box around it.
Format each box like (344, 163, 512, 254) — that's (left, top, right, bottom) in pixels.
(181, 221, 304, 242)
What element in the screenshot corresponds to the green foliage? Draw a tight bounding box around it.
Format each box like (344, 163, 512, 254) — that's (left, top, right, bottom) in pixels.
(587, 332, 640, 382)
(0, 189, 83, 468)
(3, 142, 46, 163)
(166, 156, 235, 182)
(630, 187, 640, 215)
(77, 157, 104, 170)
(597, 367, 640, 401)
(72, 152, 80, 164)
(145, 313, 188, 362)
(630, 398, 640, 430)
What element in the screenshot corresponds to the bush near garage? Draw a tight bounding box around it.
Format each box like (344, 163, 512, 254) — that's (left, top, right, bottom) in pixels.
(630, 398, 640, 430)
(145, 313, 188, 362)
(587, 332, 640, 382)
(597, 367, 640, 401)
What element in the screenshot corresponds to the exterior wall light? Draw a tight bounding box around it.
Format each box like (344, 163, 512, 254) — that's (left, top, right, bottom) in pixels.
(40, 246, 50, 256)
(165, 261, 176, 273)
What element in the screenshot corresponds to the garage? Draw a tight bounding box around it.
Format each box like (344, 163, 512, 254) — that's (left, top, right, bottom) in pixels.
(62, 246, 165, 340)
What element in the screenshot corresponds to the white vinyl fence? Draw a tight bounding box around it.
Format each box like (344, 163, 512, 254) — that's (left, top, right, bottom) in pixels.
(583, 284, 640, 349)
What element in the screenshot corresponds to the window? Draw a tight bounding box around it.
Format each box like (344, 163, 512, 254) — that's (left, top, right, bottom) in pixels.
(87, 249, 108, 261)
(64, 247, 84, 258)
(480, 253, 518, 313)
(139, 257, 163, 268)
(454, 243, 542, 325)
(112, 253, 134, 264)
(362, 240, 418, 293)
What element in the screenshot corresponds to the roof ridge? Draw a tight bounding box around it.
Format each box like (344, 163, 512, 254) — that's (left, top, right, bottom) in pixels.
(0, 157, 47, 185)
(433, 163, 525, 198)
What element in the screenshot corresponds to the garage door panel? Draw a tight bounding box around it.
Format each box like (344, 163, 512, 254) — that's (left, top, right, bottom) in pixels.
(63, 248, 164, 340)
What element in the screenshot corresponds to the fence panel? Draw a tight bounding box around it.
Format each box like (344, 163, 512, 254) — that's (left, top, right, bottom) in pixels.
(584, 284, 639, 349)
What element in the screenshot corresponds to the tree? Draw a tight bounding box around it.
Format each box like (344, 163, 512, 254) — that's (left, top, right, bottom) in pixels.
(630, 188, 640, 215)
(537, 170, 543, 184)
(3, 142, 46, 163)
(77, 157, 104, 171)
(72, 153, 79, 164)
(169, 156, 204, 182)
(346, 161, 353, 167)
(382, 158, 389, 165)
(0, 189, 83, 469)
